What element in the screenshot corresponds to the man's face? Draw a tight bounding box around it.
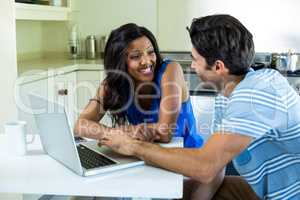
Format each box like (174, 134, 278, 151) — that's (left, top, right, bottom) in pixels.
(190, 48, 222, 90)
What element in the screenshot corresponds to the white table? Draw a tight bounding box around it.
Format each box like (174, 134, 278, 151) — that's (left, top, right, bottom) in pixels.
(0, 134, 183, 199)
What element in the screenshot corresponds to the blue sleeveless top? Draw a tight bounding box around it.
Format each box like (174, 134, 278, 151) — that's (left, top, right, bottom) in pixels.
(125, 60, 203, 148)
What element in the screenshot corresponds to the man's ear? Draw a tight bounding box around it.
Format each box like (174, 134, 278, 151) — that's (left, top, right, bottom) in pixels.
(214, 60, 228, 75)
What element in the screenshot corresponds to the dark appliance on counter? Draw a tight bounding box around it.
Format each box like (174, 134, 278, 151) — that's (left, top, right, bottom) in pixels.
(251, 62, 267, 71)
(251, 52, 274, 70)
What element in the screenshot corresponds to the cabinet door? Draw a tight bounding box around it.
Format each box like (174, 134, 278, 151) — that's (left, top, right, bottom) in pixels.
(52, 72, 77, 130)
(18, 70, 111, 136)
(76, 70, 112, 126)
(17, 78, 48, 135)
(17, 72, 77, 135)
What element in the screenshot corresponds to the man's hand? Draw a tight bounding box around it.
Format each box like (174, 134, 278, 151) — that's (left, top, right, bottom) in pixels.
(100, 129, 139, 156)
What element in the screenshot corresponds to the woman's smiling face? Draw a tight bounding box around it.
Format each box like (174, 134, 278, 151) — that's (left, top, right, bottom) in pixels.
(126, 36, 157, 83)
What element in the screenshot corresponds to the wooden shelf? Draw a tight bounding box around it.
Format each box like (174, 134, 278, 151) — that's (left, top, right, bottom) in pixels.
(15, 2, 70, 21)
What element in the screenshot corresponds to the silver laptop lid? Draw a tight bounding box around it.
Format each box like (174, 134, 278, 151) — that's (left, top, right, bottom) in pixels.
(28, 94, 84, 176)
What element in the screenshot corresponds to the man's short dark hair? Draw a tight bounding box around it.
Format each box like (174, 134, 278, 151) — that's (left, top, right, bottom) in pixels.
(188, 14, 255, 75)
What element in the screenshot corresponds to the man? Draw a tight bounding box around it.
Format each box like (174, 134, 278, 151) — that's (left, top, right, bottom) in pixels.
(100, 14, 300, 199)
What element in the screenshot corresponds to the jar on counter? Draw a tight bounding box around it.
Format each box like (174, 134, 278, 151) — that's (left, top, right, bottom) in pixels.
(85, 35, 97, 60)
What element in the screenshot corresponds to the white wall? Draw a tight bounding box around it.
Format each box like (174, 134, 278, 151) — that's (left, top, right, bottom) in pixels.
(187, 0, 300, 52)
(157, 0, 192, 51)
(71, 0, 157, 42)
(41, 21, 69, 55)
(16, 21, 43, 59)
(0, 0, 18, 133)
(16, 21, 69, 61)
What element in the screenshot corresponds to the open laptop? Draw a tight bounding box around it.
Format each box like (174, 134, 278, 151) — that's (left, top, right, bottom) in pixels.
(28, 94, 144, 176)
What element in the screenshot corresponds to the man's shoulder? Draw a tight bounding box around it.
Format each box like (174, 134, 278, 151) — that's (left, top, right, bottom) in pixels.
(228, 69, 300, 117)
(233, 69, 289, 96)
(243, 68, 283, 85)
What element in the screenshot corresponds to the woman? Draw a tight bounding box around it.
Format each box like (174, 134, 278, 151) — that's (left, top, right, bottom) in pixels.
(74, 23, 203, 148)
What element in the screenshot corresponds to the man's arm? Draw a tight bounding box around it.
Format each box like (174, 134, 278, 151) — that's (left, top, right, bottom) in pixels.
(101, 132, 253, 183)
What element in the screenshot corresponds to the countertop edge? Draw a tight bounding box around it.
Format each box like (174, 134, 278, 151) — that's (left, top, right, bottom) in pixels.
(17, 63, 105, 85)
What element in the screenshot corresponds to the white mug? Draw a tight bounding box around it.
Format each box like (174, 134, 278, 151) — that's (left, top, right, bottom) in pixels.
(4, 121, 35, 156)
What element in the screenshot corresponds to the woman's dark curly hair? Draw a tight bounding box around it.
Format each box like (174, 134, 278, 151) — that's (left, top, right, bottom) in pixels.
(103, 23, 163, 126)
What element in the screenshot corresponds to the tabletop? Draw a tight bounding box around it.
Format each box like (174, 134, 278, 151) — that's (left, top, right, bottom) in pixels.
(0, 134, 183, 199)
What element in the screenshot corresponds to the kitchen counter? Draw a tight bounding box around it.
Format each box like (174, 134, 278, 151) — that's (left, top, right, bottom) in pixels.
(17, 58, 105, 85)
(18, 57, 104, 74)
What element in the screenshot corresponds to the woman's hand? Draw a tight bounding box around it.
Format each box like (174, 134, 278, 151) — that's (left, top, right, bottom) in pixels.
(145, 123, 173, 143)
(113, 124, 158, 142)
(130, 124, 158, 142)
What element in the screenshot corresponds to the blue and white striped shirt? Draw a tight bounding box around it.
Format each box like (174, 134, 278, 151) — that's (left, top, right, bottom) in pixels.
(213, 68, 300, 199)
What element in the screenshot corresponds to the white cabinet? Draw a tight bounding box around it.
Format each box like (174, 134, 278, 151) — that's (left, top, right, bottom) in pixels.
(15, 0, 71, 21)
(17, 76, 48, 135)
(17, 68, 111, 135)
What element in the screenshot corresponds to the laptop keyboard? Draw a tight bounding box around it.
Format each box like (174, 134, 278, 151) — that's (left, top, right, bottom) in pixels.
(77, 144, 117, 169)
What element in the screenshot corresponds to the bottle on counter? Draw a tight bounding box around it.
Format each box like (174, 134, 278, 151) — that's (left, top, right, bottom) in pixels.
(68, 24, 81, 59)
(99, 35, 107, 59)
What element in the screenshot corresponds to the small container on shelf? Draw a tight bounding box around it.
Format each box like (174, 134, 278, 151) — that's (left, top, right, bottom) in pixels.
(15, 0, 50, 5)
(37, 0, 50, 5)
(15, 0, 70, 21)
(50, 0, 62, 6)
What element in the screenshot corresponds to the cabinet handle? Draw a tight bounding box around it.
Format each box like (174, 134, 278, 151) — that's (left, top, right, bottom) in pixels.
(58, 89, 68, 95)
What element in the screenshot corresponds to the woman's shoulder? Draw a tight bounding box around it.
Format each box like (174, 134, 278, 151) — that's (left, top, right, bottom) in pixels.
(162, 59, 183, 76)
(160, 59, 189, 101)
(158, 59, 181, 74)
(161, 58, 177, 66)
